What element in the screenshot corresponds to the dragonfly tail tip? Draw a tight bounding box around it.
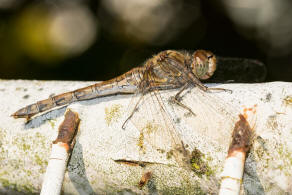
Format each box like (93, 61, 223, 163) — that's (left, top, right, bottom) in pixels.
(10, 113, 17, 118)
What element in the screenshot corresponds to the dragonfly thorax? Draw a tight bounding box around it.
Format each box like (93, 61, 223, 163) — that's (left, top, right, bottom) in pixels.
(191, 50, 217, 80)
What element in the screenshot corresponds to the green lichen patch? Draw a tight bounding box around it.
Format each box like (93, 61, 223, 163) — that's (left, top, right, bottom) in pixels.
(137, 121, 160, 152)
(266, 115, 278, 130)
(158, 176, 206, 195)
(254, 136, 292, 177)
(253, 138, 271, 169)
(283, 95, 292, 106)
(254, 136, 268, 159)
(22, 143, 31, 151)
(138, 132, 144, 151)
(13, 132, 48, 154)
(48, 119, 56, 129)
(0, 128, 7, 158)
(11, 131, 50, 171)
(105, 104, 123, 126)
(0, 128, 7, 142)
(166, 150, 174, 160)
(117, 189, 137, 195)
(161, 185, 206, 195)
(34, 154, 48, 166)
(34, 132, 49, 149)
(0, 130, 51, 193)
(157, 149, 165, 153)
(142, 121, 159, 135)
(276, 144, 292, 176)
(0, 177, 36, 194)
(190, 148, 214, 177)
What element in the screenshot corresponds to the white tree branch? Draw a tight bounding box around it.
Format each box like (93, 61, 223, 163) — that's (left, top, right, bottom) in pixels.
(0, 80, 292, 194)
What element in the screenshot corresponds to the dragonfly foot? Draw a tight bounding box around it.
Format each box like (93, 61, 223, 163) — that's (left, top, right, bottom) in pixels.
(121, 120, 128, 130)
(207, 87, 233, 94)
(169, 96, 196, 116)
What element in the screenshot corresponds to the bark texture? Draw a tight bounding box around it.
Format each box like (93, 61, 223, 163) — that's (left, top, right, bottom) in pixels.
(0, 80, 291, 194)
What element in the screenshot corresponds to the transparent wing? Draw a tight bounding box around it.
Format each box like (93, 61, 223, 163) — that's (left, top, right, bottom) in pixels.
(123, 74, 254, 172)
(209, 57, 267, 83)
(167, 84, 242, 148)
(127, 88, 191, 169)
(125, 80, 250, 169)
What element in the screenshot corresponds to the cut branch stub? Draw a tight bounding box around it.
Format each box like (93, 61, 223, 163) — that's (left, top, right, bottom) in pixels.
(53, 109, 80, 151)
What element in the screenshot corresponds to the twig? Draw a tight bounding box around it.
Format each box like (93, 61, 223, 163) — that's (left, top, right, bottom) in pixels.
(40, 109, 80, 195)
(219, 106, 256, 195)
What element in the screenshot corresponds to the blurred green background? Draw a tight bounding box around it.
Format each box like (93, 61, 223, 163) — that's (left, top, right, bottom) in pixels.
(0, 0, 292, 82)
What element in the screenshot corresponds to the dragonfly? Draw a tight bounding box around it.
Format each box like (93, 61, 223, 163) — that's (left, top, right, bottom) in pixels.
(11, 50, 262, 170)
(11, 50, 230, 120)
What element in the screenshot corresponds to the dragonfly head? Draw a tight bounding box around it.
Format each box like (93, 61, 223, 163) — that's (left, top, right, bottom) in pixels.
(191, 50, 217, 80)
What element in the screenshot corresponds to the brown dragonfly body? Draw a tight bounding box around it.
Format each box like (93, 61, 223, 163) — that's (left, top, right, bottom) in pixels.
(12, 50, 220, 120)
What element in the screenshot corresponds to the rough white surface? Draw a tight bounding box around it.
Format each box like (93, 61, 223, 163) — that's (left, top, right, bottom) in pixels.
(40, 143, 70, 195)
(0, 80, 292, 194)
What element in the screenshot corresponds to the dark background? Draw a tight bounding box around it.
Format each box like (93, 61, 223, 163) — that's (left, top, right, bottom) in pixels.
(1, 0, 292, 82)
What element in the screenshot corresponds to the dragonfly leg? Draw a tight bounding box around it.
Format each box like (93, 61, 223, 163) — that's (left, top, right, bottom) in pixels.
(171, 83, 196, 116)
(188, 71, 232, 93)
(205, 87, 232, 93)
(122, 94, 144, 129)
(196, 81, 232, 93)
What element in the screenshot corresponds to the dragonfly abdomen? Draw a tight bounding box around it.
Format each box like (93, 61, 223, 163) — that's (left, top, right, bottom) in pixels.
(11, 67, 143, 120)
